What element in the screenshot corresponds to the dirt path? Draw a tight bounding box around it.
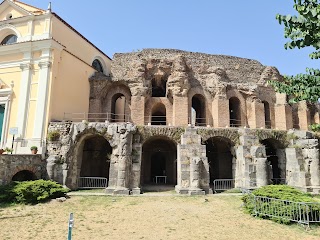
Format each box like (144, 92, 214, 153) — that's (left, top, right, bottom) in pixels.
(0, 195, 319, 240)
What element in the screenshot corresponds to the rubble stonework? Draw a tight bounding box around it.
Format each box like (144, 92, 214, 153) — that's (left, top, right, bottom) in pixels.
(2, 49, 320, 195)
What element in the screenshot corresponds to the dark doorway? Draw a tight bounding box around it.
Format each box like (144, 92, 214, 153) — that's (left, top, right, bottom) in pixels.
(141, 137, 177, 189)
(260, 139, 284, 184)
(229, 97, 241, 127)
(80, 136, 112, 179)
(206, 137, 234, 183)
(151, 103, 166, 125)
(12, 170, 37, 181)
(263, 101, 271, 129)
(152, 78, 167, 97)
(191, 95, 206, 126)
(111, 93, 126, 122)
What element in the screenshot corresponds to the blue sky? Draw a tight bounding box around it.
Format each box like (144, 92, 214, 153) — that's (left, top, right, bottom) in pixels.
(21, 0, 318, 76)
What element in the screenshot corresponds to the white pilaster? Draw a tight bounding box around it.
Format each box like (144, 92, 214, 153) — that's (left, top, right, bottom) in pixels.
(33, 60, 51, 139)
(16, 61, 32, 137)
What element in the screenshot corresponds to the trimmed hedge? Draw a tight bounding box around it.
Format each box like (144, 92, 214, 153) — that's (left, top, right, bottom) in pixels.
(242, 185, 320, 224)
(0, 180, 68, 204)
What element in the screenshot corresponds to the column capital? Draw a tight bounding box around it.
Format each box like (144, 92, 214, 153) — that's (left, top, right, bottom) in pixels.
(20, 63, 33, 71)
(38, 61, 52, 69)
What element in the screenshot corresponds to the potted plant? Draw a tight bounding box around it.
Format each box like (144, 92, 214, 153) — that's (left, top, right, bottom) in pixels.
(30, 146, 38, 154)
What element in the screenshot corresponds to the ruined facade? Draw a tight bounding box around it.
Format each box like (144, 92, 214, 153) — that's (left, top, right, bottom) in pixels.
(43, 49, 320, 194)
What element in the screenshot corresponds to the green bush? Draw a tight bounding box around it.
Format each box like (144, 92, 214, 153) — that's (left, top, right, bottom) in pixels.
(242, 185, 320, 224)
(310, 123, 320, 132)
(0, 180, 68, 204)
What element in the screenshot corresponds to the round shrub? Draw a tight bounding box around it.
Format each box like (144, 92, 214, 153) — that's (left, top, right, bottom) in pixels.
(0, 180, 68, 204)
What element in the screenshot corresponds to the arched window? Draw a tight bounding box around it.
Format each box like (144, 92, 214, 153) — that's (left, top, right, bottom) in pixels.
(191, 94, 206, 126)
(229, 97, 241, 127)
(111, 93, 126, 122)
(263, 101, 271, 129)
(1, 34, 17, 45)
(92, 59, 104, 73)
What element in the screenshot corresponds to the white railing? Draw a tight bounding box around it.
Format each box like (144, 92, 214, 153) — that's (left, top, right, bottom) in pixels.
(78, 177, 108, 189)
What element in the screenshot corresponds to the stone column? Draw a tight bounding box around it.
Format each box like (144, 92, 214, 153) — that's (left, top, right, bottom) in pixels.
(212, 97, 229, 128)
(297, 101, 310, 130)
(247, 100, 265, 129)
(173, 96, 189, 126)
(285, 148, 307, 188)
(256, 158, 268, 187)
(130, 143, 142, 195)
(131, 96, 145, 125)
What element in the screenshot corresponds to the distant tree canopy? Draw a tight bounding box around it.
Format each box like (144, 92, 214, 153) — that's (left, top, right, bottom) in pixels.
(269, 0, 320, 103)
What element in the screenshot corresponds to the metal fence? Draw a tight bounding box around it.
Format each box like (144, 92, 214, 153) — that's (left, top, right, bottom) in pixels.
(213, 179, 235, 192)
(242, 191, 320, 226)
(64, 112, 132, 123)
(271, 178, 287, 185)
(78, 177, 108, 189)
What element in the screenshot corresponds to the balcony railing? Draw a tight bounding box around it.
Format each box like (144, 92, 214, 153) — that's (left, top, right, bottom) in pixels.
(63, 112, 131, 123)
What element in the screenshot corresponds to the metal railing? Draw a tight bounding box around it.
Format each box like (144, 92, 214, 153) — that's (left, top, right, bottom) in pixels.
(78, 177, 108, 189)
(213, 179, 235, 192)
(64, 112, 132, 123)
(189, 117, 208, 127)
(229, 119, 242, 127)
(144, 116, 167, 126)
(251, 195, 320, 226)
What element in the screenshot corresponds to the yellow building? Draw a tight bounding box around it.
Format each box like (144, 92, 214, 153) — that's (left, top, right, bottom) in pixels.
(0, 0, 111, 154)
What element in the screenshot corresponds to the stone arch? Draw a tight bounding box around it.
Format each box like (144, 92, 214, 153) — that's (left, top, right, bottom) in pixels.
(259, 91, 276, 129)
(260, 138, 286, 184)
(104, 83, 131, 121)
(66, 131, 114, 189)
(10, 165, 39, 182)
(12, 170, 37, 182)
(137, 126, 184, 145)
(197, 128, 240, 145)
(188, 87, 212, 126)
(141, 136, 177, 190)
(205, 136, 236, 183)
(227, 89, 246, 127)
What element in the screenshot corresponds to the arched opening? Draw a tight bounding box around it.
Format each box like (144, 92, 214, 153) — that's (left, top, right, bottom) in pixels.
(151, 103, 166, 125)
(80, 135, 112, 188)
(152, 77, 167, 97)
(12, 170, 37, 182)
(229, 97, 241, 127)
(206, 137, 234, 184)
(111, 93, 126, 122)
(1, 34, 17, 45)
(263, 101, 271, 129)
(92, 59, 104, 73)
(260, 139, 285, 184)
(141, 137, 177, 191)
(191, 94, 206, 126)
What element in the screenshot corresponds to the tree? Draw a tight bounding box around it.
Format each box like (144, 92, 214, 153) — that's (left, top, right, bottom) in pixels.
(270, 0, 320, 103)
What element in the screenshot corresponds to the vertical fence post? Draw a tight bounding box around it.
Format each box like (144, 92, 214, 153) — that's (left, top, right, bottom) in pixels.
(68, 213, 74, 240)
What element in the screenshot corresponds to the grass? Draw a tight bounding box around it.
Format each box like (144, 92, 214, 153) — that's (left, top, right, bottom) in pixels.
(0, 195, 319, 240)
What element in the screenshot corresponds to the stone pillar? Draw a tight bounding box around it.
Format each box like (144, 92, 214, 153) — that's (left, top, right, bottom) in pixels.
(175, 127, 209, 194)
(297, 101, 310, 130)
(130, 143, 142, 195)
(285, 148, 307, 188)
(212, 97, 229, 128)
(275, 104, 293, 130)
(173, 96, 188, 126)
(131, 96, 145, 125)
(275, 93, 293, 130)
(256, 158, 268, 187)
(247, 100, 265, 129)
